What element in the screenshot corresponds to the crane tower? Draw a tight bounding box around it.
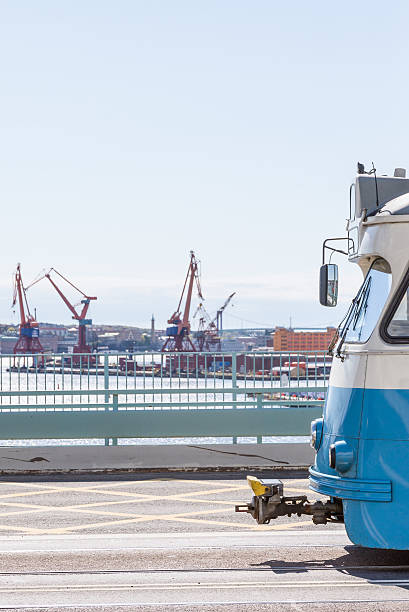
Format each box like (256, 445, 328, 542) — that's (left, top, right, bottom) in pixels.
(195, 292, 235, 352)
(12, 264, 44, 355)
(162, 251, 203, 352)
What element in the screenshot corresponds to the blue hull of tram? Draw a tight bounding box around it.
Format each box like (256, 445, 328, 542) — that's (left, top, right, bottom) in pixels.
(310, 385, 409, 549)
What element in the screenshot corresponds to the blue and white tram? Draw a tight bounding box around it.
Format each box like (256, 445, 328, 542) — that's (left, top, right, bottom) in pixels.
(236, 164, 409, 549)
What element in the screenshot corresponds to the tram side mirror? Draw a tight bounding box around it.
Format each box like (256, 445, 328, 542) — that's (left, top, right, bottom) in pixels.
(319, 264, 338, 307)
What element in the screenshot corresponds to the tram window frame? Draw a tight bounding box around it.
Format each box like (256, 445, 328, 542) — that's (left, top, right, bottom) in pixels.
(341, 257, 392, 345)
(381, 266, 409, 343)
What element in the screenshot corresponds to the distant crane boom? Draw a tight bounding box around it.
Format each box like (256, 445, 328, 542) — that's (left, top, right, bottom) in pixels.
(26, 268, 97, 357)
(44, 269, 96, 322)
(216, 292, 236, 332)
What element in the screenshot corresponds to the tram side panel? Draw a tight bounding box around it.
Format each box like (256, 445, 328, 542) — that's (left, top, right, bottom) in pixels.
(314, 353, 366, 475)
(345, 353, 409, 549)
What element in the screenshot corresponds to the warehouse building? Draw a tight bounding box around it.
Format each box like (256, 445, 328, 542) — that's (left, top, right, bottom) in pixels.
(269, 327, 336, 351)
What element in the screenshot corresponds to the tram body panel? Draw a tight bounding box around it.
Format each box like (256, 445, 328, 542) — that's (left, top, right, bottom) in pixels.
(345, 439, 409, 549)
(315, 355, 367, 478)
(343, 354, 409, 548)
(313, 354, 409, 548)
(323, 353, 367, 437)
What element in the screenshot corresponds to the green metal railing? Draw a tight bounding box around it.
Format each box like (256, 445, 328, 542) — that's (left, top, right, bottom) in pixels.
(0, 351, 330, 443)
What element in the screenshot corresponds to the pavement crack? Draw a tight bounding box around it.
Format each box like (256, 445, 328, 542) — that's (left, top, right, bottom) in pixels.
(186, 445, 289, 465)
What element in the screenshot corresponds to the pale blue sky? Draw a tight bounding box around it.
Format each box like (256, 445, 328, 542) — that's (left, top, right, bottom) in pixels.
(1, 1, 408, 329)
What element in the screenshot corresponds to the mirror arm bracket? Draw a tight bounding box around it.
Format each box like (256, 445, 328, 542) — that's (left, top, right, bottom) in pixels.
(322, 237, 355, 265)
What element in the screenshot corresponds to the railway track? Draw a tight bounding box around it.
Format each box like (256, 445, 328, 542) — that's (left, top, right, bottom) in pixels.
(2, 532, 409, 610)
(1, 564, 409, 575)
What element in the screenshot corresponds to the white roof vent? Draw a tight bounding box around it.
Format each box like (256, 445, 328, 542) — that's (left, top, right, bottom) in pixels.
(394, 167, 406, 178)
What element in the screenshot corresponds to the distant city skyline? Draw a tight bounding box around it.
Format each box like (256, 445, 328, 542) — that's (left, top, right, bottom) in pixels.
(1, 1, 407, 331)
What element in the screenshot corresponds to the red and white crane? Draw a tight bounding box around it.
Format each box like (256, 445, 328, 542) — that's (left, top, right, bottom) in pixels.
(27, 268, 97, 356)
(12, 264, 44, 355)
(161, 251, 203, 352)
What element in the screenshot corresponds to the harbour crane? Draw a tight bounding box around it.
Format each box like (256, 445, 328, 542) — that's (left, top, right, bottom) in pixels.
(194, 303, 217, 352)
(161, 251, 203, 352)
(12, 264, 44, 355)
(216, 292, 236, 334)
(27, 269, 97, 358)
(195, 292, 236, 352)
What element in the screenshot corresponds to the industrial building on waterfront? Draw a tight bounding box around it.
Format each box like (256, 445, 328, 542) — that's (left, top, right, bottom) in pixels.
(269, 327, 336, 351)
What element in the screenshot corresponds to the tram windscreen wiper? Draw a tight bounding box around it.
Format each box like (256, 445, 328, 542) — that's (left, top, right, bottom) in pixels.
(334, 275, 372, 357)
(351, 277, 372, 335)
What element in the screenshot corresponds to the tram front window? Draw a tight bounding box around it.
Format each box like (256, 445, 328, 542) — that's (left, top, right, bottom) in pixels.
(385, 271, 409, 339)
(387, 294, 409, 337)
(343, 258, 391, 344)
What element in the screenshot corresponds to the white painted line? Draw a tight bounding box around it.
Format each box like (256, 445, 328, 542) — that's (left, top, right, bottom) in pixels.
(0, 529, 350, 552)
(2, 602, 409, 610)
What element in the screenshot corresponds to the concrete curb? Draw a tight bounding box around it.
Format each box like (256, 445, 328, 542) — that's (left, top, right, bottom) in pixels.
(0, 443, 314, 475)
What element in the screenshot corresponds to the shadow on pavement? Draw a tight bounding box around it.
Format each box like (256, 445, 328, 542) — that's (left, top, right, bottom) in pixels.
(252, 545, 409, 591)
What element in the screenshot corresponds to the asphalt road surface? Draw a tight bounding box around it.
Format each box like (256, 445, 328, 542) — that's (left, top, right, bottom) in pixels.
(0, 472, 408, 611)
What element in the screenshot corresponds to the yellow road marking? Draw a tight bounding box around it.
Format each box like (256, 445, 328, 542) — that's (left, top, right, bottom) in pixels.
(0, 490, 63, 501)
(0, 486, 248, 519)
(40, 507, 235, 534)
(0, 483, 285, 509)
(0, 483, 248, 502)
(0, 505, 147, 520)
(168, 478, 249, 488)
(0, 508, 45, 518)
(0, 479, 243, 490)
(79, 479, 168, 488)
(0, 522, 49, 534)
(0, 479, 316, 535)
(0, 505, 314, 535)
(0, 479, 305, 492)
(70, 484, 250, 499)
(0, 482, 62, 490)
(0, 495, 242, 522)
(0, 495, 239, 512)
(0, 500, 140, 510)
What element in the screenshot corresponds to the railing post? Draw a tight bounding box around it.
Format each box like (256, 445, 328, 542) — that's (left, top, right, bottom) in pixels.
(104, 353, 109, 404)
(230, 352, 238, 442)
(112, 392, 118, 446)
(104, 356, 110, 446)
(256, 393, 263, 444)
(232, 352, 237, 407)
